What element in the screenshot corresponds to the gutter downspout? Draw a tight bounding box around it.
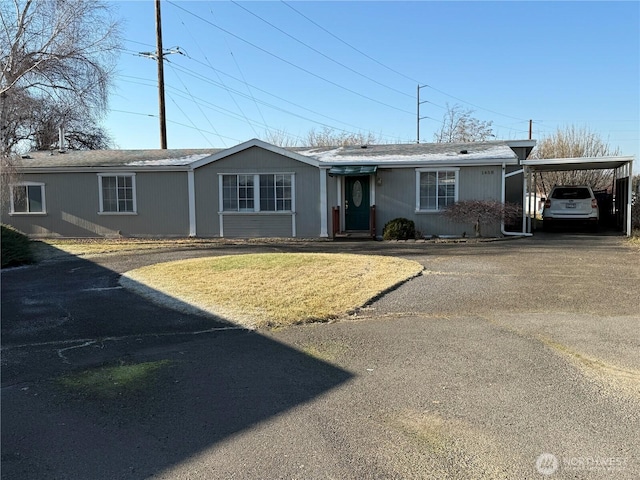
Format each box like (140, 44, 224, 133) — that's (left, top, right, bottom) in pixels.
(501, 163, 533, 237)
(188, 168, 196, 237)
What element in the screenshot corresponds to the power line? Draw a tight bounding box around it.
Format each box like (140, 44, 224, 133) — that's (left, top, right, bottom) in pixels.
(165, 61, 229, 147)
(174, 54, 410, 136)
(281, 1, 528, 123)
(116, 76, 308, 142)
(231, 0, 413, 100)
(281, 1, 419, 85)
(117, 71, 410, 144)
(165, 63, 412, 142)
(206, 6, 280, 137)
(111, 109, 244, 143)
(175, 8, 262, 140)
(119, 40, 415, 142)
(166, 1, 415, 117)
(124, 38, 156, 49)
(166, 91, 217, 147)
(423, 85, 526, 122)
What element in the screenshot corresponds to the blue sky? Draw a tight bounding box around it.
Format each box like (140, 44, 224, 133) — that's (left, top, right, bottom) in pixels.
(107, 0, 639, 164)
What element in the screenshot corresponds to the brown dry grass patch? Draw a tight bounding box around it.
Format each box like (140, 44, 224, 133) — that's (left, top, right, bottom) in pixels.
(121, 253, 423, 328)
(33, 237, 237, 259)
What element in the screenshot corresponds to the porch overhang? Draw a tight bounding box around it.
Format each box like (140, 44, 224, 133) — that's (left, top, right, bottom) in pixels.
(328, 165, 377, 176)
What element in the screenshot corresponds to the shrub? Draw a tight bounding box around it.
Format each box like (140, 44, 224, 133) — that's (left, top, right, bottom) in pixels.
(444, 200, 520, 237)
(1, 224, 34, 268)
(383, 218, 416, 240)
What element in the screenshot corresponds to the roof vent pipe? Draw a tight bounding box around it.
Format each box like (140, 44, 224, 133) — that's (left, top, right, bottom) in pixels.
(58, 126, 65, 152)
(460, 149, 468, 154)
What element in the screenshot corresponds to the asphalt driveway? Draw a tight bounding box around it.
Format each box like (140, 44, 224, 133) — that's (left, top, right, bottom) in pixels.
(2, 234, 639, 479)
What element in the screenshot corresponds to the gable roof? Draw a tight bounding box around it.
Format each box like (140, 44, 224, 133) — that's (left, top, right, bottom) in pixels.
(190, 138, 321, 169)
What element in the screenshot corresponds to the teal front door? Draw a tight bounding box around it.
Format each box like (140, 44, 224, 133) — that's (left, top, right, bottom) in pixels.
(345, 176, 370, 230)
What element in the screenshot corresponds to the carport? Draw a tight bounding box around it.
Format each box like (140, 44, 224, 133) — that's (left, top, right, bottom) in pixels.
(520, 156, 635, 236)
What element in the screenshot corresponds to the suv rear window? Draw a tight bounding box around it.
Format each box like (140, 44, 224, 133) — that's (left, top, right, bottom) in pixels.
(551, 187, 592, 200)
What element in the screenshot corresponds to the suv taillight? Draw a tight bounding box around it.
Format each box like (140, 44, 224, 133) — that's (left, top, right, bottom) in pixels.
(591, 199, 598, 209)
(544, 199, 551, 208)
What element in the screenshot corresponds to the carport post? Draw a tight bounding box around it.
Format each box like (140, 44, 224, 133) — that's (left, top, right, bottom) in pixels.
(533, 172, 538, 227)
(626, 161, 633, 236)
(523, 167, 529, 233)
(527, 168, 533, 232)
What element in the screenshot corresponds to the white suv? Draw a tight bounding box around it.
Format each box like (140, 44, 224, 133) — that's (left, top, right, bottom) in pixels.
(543, 185, 599, 231)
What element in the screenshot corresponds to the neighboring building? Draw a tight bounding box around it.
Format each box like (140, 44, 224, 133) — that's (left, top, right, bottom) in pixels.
(2, 138, 535, 239)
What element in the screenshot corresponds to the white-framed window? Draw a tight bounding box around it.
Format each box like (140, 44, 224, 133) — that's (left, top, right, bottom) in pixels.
(221, 173, 293, 212)
(98, 174, 137, 214)
(416, 169, 459, 211)
(10, 182, 46, 214)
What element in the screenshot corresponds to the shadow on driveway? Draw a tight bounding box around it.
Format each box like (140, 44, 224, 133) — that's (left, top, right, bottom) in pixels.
(1, 245, 353, 479)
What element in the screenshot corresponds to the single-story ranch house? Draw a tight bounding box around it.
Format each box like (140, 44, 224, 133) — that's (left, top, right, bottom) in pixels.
(2, 138, 544, 239)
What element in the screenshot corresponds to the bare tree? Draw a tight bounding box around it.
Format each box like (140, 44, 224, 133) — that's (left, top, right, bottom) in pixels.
(531, 125, 620, 194)
(261, 128, 299, 148)
(444, 200, 520, 237)
(262, 127, 382, 148)
(433, 104, 494, 143)
(0, 0, 121, 156)
(29, 101, 113, 151)
(305, 127, 381, 147)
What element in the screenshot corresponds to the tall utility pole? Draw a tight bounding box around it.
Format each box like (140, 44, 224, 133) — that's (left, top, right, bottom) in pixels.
(416, 85, 428, 144)
(155, 0, 167, 149)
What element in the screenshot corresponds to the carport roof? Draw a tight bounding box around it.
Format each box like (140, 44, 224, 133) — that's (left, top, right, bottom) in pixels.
(521, 156, 634, 172)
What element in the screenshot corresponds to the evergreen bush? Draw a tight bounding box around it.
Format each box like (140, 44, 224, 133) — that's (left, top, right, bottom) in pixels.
(382, 218, 416, 240)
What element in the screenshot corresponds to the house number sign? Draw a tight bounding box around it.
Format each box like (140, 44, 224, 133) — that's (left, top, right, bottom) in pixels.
(352, 180, 363, 207)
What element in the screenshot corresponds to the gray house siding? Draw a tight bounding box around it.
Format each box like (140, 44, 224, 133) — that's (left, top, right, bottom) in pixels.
(3, 140, 533, 240)
(458, 166, 502, 202)
(222, 214, 292, 237)
(193, 146, 322, 238)
(326, 174, 339, 236)
(374, 168, 414, 234)
(3, 171, 189, 237)
(135, 171, 190, 236)
(373, 165, 504, 237)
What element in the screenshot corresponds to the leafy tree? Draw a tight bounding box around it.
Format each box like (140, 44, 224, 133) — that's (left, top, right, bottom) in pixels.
(531, 126, 620, 194)
(433, 104, 494, 143)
